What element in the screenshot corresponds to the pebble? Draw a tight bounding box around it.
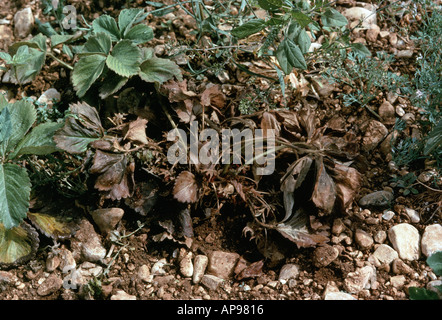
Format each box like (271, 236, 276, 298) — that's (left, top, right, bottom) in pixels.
(201, 274, 224, 291)
(374, 230, 387, 244)
(390, 275, 406, 289)
(70, 219, 107, 263)
(151, 258, 168, 275)
(324, 292, 357, 300)
(111, 290, 137, 300)
(355, 229, 374, 249)
(278, 264, 300, 284)
(312, 245, 339, 268)
(193, 255, 208, 284)
(37, 88, 61, 106)
(343, 7, 377, 29)
(344, 265, 376, 293)
(179, 251, 194, 278)
(396, 50, 413, 58)
(378, 100, 395, 124)
(388, 223, 420, 261)
(37, 275, 63, 296)
(404, 208, 420, 223)
(362, 120, 388, 152)
(395, 105, 405, 117)
(13, 7, 34, 38)
(59, 248, 76, 273)
(207, 251, 239, 279)
(46, 253, 61, 272)
(91, 208, 124, 234)
(138, 264, 152, 283)
(366, 24, 380, 42)
(359, 190, 394, 209)
(382, 210, 395, 221)
(332, 218, 346, 235)
(0, 271, 17, 284)
(372, 244, 398, 265)
(392, 258, 414, 275)
(421, 224, 442, 257)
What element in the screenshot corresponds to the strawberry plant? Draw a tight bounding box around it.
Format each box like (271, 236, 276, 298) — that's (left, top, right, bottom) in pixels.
(0, 95, 67, 266)
(72, 8, 182, 99)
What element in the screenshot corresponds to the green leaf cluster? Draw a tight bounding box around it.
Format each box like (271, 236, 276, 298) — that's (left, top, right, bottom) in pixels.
(72, 8, 182, 99)
(0, 98, 62, 230)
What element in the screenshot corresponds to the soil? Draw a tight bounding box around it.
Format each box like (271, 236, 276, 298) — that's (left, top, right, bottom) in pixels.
(0, 0, 441, 302)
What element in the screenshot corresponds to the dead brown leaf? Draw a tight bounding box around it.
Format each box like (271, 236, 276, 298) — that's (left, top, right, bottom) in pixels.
(123, 118, 148, 145)
(201, 84, 226, 109)
(173, 171, 198, 203)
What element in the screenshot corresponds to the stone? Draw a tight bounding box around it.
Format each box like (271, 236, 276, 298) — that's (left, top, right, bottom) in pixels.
(91, 208, 124, 234)
(395, 105, 405, 117)
(378, 100, 395, 124)
(312, 245, 339, 268)
(390, 275, 406, 289)
(201, 274, 224, 291)
(0, 271, 17, 283)
(193, 255, 208, 284)
(332, 218, 346, 235)
(137, 265, 152, 283)
(0, 25, 13, 50)
(278, 264, 300, 284)
(362, 120, 388, 152)
(396, 50, 413, 58)
(71, 219, 107, 263)
(344, 265, 376, 293)
(374, 230, 387, 244)
(37, 275, 63, 296)
(179, 251, 194, 278)
(358, 190, 394, 209)
(59, 248, 76, 273)
(110, 290, 136, 300)
(382, 210, 395, 221)
(37, 88, 61, 105)
(421, 224, 442, 257)
(207, 251, 240, 279)
(13, 7, 34, 38)
(46, 253, 61, 272)
(392, 258, 413, 275)
(404, 208, 420, 223)
(355, 229, 374, 249)
(343, 7, 377, 29)
(388, 223, 420, 261)
(324, 292, 357, 300)
(151, 258, 168, 275)
(366, 24, 380, 42)
(372, 244, 398, 265)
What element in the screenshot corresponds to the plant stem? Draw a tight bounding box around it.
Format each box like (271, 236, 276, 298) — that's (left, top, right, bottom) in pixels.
(47, 52, 73, 70)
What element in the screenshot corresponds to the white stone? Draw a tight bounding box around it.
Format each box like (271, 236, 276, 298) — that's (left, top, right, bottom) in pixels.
(390, 275, 406, 289)
(278, 264, 300, 283)
(324, 292, 357, 300)
(179, 251, 194, 278)
(372, 244, 398, 265)
(388, 223, 420, 261)
(404, 208, 420, 223)
(151, 258, 168, 275)
(193, 255, 208, 284)
(91, 208, 124, 234)
(343, 7, 377, 29)
(421, 224, 442, 257)
(382, 210, 395, 221)
(344, 265, 376, 293)
(111, 290, 136, 300)
(137, 264, 152, 283)
(201, 274, 224, 291)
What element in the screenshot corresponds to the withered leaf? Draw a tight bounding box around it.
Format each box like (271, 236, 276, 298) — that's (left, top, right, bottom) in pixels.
(260, 112, 281, 138)
(125, 180, 158, 216)
(54, 102, 104, 154)
(106, 160, 135, 200)
(330, 162, 361, 211)
(201, 84, 226, 109)
(173, 171, 198, 203)
(27, 211, 79, 240)
(160, 79, 197, 102)
(123, 117, 148, 145)
(312, 156, 336, 214)
(276, 223, 328, 248)
(235, 260, 264, 280)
